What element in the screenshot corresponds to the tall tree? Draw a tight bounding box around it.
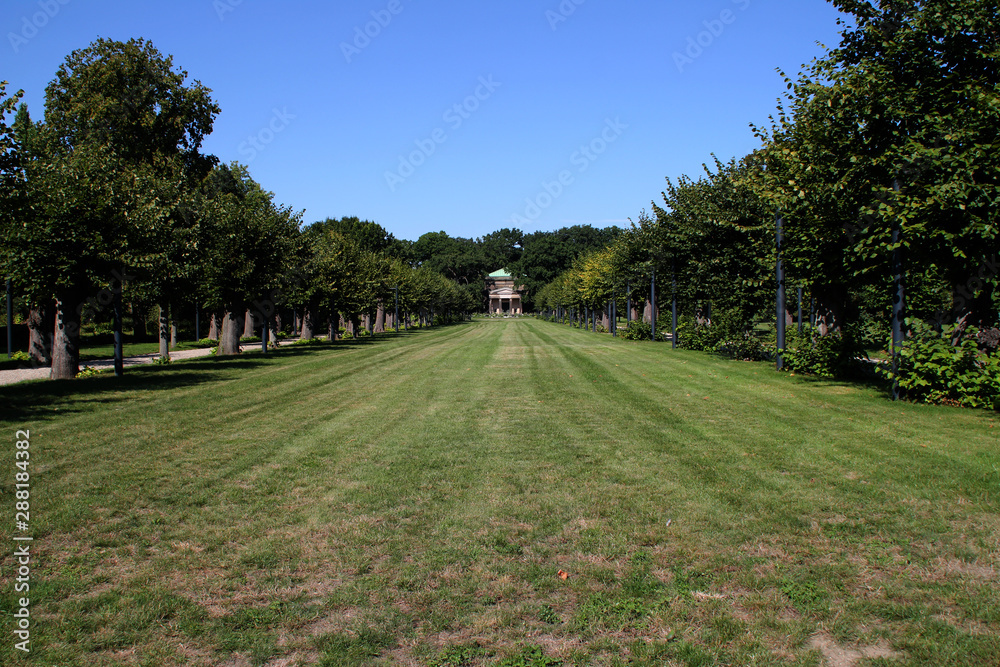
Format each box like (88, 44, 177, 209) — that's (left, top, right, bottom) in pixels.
(198, 163, 301, 356)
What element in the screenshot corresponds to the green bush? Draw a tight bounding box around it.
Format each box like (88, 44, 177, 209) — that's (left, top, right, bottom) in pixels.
(674, 309, 772, 361)
(676, 316, 723, 352)
(621, 320, 652, 341)
(76, 366, 109, 378)
(780, 325, 866, 379)
(880, 320, 1000, 410)
(715, 333, 772, 362)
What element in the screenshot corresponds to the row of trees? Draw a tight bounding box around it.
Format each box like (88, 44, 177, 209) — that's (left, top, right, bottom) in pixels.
(0, 38, 476, 380)
(534, 0, 999, 390)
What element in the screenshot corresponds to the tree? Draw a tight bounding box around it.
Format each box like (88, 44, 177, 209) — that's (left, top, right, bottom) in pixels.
(198, 163, 301, 355)
(1, 39, 221, 378)
(756, 0, 1000, 332)
(508, 225, 621, 310)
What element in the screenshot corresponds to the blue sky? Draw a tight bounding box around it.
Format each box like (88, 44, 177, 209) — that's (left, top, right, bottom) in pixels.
(2, 0, 848, 242)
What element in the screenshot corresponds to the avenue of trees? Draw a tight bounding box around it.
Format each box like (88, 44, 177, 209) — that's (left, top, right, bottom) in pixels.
(533, 0, 999, 407)
(0, 39, 478, 380)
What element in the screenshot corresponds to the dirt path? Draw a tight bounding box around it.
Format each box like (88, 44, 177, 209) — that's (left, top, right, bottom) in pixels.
(0, 347, 217, 387)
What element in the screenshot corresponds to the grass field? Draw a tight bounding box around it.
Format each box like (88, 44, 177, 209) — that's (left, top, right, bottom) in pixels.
(1, 318, 997, 666)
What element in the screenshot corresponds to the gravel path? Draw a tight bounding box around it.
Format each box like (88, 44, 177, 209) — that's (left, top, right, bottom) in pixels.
(0, 347, 217, 387)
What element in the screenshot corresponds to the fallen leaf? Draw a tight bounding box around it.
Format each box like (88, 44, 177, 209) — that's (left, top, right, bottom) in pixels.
(557, 570, 569, 580)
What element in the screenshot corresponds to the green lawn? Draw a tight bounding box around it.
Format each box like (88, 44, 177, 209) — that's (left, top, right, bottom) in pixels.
(1, 318, 997, 666)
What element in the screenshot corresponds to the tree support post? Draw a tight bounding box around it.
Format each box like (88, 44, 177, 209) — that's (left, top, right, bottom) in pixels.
(195, 304, 200, 341)
(776, 211, 786, 371)
(6, 278, 12, 360)
(262, 319, 269, 354)
(113, 278, 124, 377)
(797, 287, 803, 333)
(612, 291, 617, 338)
(651, 268, 657, 342)
(626, 282, 631, 324)
(890, 179, 906, 401)
(671, 259, 678, 349)
(392, 287, 400, 333)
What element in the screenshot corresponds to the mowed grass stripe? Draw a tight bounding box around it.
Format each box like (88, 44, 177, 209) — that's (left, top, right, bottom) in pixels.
(0, 317, 996, 666)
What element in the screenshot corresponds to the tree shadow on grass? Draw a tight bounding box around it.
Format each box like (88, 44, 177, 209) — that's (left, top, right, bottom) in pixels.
(0, 370, 226, 424)
(0, 326, 460, 423)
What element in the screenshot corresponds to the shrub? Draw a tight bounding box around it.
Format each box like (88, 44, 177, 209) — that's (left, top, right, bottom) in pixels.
(676, 316, 723, 352)
(621, 321, 652, 341)
(715, 333, 772, 362)
(880, 320, 1000, 410)
(780, 325, 866, 379)
(76, 366, 109, 378)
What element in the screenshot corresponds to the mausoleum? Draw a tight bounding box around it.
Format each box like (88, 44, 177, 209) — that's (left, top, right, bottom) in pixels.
(486, 269, 524, 315)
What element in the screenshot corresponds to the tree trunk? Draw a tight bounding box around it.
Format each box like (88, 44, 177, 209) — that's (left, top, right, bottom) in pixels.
(601, 309, 610, 331)
(642, 300, 653, 324)
(268, 314, 279, 347)
(813, 285, 847, 336)
(350, 315, 361, 336)
(328, 311, 341, 342)
(953, 273, 997, 330)
(208, 309, 222, 340)
(218, 309, 244, 356)
(170, 323, 177, 349)
(28, 302, 54, 366)
(696, 302, 711, 327)
(51, 294, 81, 379)
(300, 304, 316, 340)
(131, 301, 150, 342)
(375, 301, 385, 333)
(158, 304, 170, 360)
(242, 307, 256, 339)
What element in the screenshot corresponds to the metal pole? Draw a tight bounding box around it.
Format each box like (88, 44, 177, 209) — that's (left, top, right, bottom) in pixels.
(626, 281, 631, 324)
(393, 287, 400, 333)
(651, 268, 657, 342)
(797, 287, 803, 333)
(671, 259, 678, 350)
(890, 178, 906, 401)
(262, 319, 268, 354)
(113, 280, 124, 377)
(6, 278, 12, 359)
(612, 291, 617, 337)
(776, 211, 786, 371)
(195, 303, 200, 341)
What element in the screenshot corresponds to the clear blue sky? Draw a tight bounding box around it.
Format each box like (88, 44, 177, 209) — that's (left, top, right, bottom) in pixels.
(2, 0, 847, 242)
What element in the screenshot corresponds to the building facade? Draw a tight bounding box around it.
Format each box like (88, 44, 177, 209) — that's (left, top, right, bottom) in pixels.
(486, 269, 524, 315)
